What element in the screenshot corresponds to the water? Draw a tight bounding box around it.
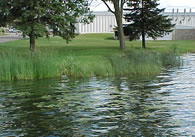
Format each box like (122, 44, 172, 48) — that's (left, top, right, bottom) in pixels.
(0, 54, 195, 137)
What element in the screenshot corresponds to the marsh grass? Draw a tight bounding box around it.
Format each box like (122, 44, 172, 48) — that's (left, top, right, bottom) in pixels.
(0, 48, 181, 81)
(106, 48, 181, 77)
(0, 50, 61, 81)
(0, 34, 184, 81)
(0, 50, 114, 81)
(60, 55, 114, 78)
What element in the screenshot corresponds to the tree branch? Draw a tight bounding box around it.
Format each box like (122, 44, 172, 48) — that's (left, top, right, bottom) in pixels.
(120, 0, 124, 15)
(122, 0, 127, 6)
(101, 0, 115, 14)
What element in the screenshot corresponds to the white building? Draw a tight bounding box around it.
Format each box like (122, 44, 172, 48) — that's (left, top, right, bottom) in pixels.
(75, 9, 195, 40)
(75, 12, 117, 34)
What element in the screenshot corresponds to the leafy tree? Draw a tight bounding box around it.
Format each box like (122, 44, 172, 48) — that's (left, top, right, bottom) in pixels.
(101, 0, 128, 49)
(124, 0, 174, 48)
(0, 0, 93, 52)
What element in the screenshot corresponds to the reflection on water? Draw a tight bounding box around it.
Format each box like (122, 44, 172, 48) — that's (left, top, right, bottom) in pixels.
(0, 54, 195, 136)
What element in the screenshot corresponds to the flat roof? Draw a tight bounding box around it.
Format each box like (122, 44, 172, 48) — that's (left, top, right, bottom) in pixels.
(92, 11, 195, 16)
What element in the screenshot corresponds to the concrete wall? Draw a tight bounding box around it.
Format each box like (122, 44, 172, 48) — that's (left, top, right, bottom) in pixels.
(173, 29, 195, 40)
(145, 33, 173, 40)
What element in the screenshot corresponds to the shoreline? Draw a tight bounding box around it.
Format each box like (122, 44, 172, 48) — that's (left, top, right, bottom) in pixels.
(0, 33, 193, 81)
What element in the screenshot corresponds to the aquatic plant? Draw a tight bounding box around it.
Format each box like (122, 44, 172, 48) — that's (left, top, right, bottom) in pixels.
(0, 48, 181, 81)
(0, 34, 184, 81)
(106, 49, 180, 77)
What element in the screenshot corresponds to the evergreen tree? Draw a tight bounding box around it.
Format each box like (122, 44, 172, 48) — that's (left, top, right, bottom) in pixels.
(0, 0, 93, 52)
(124, 0, 174, 48)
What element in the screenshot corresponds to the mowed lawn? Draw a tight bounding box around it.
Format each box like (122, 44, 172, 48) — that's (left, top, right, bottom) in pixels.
(0, 33, 195, 55)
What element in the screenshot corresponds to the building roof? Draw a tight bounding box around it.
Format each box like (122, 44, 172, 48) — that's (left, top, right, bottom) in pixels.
(91, 11, 195, 16)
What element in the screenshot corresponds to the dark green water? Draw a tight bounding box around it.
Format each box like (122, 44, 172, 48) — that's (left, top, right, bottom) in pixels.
(0, 54, 195, 137)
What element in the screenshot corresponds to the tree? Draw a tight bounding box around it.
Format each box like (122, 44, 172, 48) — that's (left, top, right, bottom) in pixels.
(101, 0, 128, 49)
(0, 0, 93, 52)
(124, 0, 174, 48)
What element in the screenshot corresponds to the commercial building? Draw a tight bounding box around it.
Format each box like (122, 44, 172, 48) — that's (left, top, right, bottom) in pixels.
(75, 9, 195, 40)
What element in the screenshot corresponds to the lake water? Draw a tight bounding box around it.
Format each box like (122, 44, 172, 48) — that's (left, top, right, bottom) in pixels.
(0, 54, 195, 137)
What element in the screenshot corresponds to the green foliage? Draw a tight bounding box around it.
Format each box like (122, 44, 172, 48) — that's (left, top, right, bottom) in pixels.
(0, 0, 93, 50)
(0, 50, 61, 81)
(124, 0, 175, 47)
(106, 49, 180, 77)
(0, 50, 114, 81)
(0, 33, 190, 81)
(160, 45, 181, 67)
(0, 38, 181, 81)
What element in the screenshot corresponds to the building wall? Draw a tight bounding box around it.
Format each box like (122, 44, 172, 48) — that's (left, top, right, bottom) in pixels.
(173, 29, 195, 40)
(75, 12, 117, 33)
(76, 11, 195, 40)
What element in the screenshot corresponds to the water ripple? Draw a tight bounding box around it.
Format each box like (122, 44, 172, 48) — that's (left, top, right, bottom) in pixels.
(0, 54, 195, 136)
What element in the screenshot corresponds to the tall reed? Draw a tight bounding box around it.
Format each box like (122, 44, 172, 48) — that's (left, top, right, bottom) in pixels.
(0, 48, 181, 81)
(106, 48, 181, 77)
(0, 50, 61, 81)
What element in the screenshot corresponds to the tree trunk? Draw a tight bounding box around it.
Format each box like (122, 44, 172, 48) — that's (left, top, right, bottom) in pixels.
(114, 5, 125, 49)
(101, 0, 125, 49)
(142, 30, 146, 48)
(141, 0, 146, 49)
(29, 32, 35, 52)
(117, 20, 126, 49)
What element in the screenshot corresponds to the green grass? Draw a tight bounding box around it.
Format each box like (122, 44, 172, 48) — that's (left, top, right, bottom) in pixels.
(0, 33, 193, 81)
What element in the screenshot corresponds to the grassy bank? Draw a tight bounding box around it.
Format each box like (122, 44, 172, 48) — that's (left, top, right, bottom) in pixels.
(0, 33, 193, 81)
